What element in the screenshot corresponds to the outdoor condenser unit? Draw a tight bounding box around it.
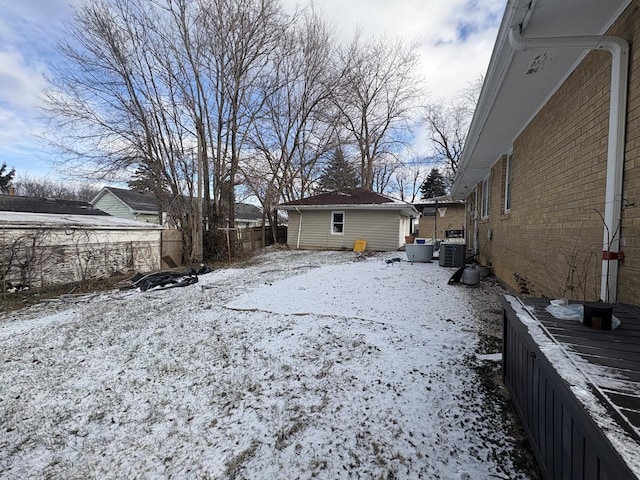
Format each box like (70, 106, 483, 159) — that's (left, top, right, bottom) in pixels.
(439, 243, 466, 267)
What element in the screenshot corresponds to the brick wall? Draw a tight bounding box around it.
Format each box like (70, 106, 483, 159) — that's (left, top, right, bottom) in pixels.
(618, 1, 640, 303)
(465, 2, 640, 304)
(417, 203, 466, 240)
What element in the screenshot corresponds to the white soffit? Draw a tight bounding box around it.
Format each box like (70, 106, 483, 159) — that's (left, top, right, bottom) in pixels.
(452, 0, 632, 197)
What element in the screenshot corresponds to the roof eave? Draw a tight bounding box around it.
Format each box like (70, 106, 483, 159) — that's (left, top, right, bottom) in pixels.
(451, 0, 632, 199)
(278, 203, 419, 216)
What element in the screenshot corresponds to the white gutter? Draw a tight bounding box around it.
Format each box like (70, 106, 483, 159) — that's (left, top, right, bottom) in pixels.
(509, 25, 629, 303)
(295, 207, 302, 249)
(279, 203, 418, 212)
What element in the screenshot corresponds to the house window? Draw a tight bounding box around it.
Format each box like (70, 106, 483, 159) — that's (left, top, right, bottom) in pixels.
(331, 211, 345, 234)
(481, 176, 490, 218)
(505, 152, 513, 213)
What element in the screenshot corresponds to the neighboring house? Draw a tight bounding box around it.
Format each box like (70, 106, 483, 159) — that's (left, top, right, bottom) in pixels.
(277, 189, 418, 251)
(414, 195, 465, 241)
(233, 203, 263, 229)
(0, 195, 162, 289)
(93, 187, 264, 230)
(92, 187, 160, 224)
(452, 0, 639, 305)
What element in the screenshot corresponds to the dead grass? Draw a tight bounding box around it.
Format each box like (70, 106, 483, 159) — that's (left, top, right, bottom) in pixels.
(0, 273, 132, 315)
(224, 440, 260, 478)
(0, 246, 277, 315)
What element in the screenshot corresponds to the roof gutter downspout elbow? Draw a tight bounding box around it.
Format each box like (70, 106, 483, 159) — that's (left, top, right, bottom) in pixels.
(509, 26, 629, 302)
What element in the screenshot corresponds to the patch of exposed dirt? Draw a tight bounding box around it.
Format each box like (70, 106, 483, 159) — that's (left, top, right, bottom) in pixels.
(0, 245, 288, 315)
(0, 273, 133, 315)
(464, 274, 543, 480)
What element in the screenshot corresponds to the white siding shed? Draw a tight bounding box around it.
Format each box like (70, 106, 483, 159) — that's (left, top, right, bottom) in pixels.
(1, 212, 162, 288)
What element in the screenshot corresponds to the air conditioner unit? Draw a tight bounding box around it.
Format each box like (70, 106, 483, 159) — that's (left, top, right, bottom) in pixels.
(439, 243, 466, 267)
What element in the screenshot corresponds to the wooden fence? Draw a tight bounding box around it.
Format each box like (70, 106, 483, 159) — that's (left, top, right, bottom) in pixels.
(161, 229, 183, 268)
(233, 225, 287, 254)
(161, 226, 287, 267)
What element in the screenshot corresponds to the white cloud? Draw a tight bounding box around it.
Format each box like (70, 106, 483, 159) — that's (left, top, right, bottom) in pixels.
(2, 0, 505, 178)
(282, 0, 503, 99)
(0, 52, 43, 108)
(0, 0, 70, 175)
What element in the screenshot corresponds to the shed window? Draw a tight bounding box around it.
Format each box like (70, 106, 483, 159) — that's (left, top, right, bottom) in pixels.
(481, 176, 490, 218)
(331, 211, 344, 234)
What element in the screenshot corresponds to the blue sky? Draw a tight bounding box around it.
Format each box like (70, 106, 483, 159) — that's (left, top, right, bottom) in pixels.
(0, 0, 505, 182)
(0, 0, 72, 179)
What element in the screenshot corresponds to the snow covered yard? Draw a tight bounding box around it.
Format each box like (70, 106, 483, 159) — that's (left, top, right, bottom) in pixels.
(0, 248, 534, 479)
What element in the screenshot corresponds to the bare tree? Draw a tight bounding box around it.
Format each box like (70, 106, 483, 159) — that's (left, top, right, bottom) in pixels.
(42, 0, 201, 260)
(198, 0, 288, 234)
(13, 173, 99, 201)
(42, 0, 431, 258)
(147, 0, 288, 258)
(371, 156, 402, 194)
(241, 6, 337, 238)
(391, 163, 428, 202)
(333, 33, 421, 190)
(43, 0, 289, 261)
(423, 76, 483, 177)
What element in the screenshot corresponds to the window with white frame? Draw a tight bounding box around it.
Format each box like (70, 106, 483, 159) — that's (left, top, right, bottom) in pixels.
(505, 152, 513, 212)
(481, 176, 490, 218)
(331, 211, 345, 234)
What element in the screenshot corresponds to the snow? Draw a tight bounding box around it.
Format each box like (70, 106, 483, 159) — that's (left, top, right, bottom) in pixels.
(476, 353, 502, 363)
(0, 211, 163, 229)
(0, 249, 532, 479)
(504, 295, 640, 477)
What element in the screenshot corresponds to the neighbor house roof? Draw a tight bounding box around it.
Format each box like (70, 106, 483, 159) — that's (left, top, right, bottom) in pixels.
(452, 0, 631, 198)
(278, 189, 418, 216)
(92, 187, 159, 214)
(234, 203, 262, 222)
(0, 194, 110, 216)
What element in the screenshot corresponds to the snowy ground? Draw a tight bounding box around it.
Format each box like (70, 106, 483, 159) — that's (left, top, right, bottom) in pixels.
(0, 248, 535, 479)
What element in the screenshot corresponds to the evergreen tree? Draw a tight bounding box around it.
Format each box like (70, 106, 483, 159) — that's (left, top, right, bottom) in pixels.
(0, 164, 15, 194)
(128, 165, 156, 193)
(419, 167, 447, 199)
(316, 148, 360, 192)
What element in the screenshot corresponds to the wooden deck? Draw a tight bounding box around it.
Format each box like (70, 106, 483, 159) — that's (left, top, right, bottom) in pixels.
(502, 296, 640, 480)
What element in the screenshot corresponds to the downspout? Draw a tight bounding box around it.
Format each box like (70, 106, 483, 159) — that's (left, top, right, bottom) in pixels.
(509, 26, 629, 303)
(295, 207, 302, 249)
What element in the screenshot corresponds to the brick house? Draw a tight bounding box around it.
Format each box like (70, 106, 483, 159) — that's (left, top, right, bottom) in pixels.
(452, 0, 639, 305)
(414, 195, 466, 241)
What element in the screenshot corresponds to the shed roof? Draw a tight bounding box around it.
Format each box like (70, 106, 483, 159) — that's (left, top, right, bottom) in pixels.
(0, 211, 163, 230)
(452, 0, 631, 197)
(278, 189, 418, 216)
(0, 194, 109, 216)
